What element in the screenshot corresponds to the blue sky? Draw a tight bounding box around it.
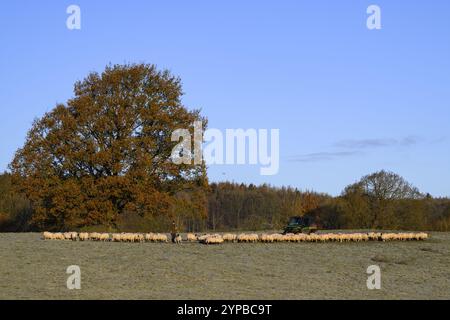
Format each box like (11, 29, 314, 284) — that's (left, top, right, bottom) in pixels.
(0, 1, 449, 196)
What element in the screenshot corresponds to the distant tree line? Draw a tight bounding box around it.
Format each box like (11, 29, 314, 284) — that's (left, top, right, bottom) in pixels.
(205, 171, 450, 232)
(1, 170, 449, 232)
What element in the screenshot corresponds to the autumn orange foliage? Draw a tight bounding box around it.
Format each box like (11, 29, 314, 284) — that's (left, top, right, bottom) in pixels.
(10, 64, 208, 230)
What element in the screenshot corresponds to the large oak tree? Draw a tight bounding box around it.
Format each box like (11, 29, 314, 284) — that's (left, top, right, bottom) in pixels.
(10, 64, 208, 230)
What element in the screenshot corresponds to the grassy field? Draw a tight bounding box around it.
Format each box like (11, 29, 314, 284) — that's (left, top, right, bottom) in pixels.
(0, 232, 449, 300)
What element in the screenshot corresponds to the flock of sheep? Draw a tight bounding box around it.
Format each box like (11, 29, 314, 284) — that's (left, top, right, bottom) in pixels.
(43, 231, 170, 243)
(197, 232, 428, 243)
(42, 231, 428, 244)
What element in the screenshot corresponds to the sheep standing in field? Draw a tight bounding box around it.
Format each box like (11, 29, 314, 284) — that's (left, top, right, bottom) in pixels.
(42, 231, 55, 240)
(145, 233, 165, 242)
(326, 233, 341, 242)
(52, 232, 64, 240)
(90, 233, 98, 241)
(270, 234, 283, 242)
(197, 234, 212, 242)
(129, 233, 136, 242)
(299, 233, 311, 242)
(401, 232, 427, 241)
(260, 234, 274, 243)
(79, 232, 89, 241)
(350, 233, 365, 242)
(99, 233, 110, 242)
(285, 233, 295, 242)
(120, 233, 131, 242)
(367, 232, 382, 241)
(112, 233, 122, 242)
(398, 233, 408, 241)
(198, 233, 219, 244)
(334, 234, 345, 243)
(397, 233, 408, 241)
(186, 233, 198, 242)
(222, 233, 237, 242)
(206, 236, 224, 244)
(395, 233, 405, 241)
(134, 233, 144, 243)
(344, 234, 354, 242)
(415, 232, 428, 241)
(306, 233, 318, 243)
(407, 233, 420, 241)
(200, 235, 224, 245)
(321, 234, 332, 242)
(62, 232, 78, 241)
(260, 234, 270, 243)
(156, 233, 169, 243)
(237, 234, 246, 243)
(174, 234, 182, 244)
(237, 233, 259, 243)
(115, 233, 125, 242)
(125, 233, 135, 242)
(381, 233, 395, 241)
(284, 234, 295, 242)
(95, 232, 107, 241)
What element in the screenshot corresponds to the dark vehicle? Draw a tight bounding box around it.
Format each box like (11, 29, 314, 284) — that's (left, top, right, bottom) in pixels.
(283, 216, 318, 234)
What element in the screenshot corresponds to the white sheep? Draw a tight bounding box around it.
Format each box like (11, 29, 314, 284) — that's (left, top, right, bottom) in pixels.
(237, 233, 259, 243)
(198, 234, 213, 242)
(100, 233, 110, 241)
(42, 231, 55, 240)
(222, 233, 237, 242)
(203, 236, 224, 245)
(260, 234, 275, 243)
(78, 232, 89, 241)
(368, 232, 382, 241)
(111, 233, 122, 242)
(186, 233, 198, 242)
(135, 233, 145, 243)
(52, 232, 64, 240)
(156, 233, 168, 243)
(415, 232, 428, 240)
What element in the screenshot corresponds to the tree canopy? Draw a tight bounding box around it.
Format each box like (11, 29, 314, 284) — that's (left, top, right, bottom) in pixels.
(341, 170, 425, 229)
(10, 64, 208, 230)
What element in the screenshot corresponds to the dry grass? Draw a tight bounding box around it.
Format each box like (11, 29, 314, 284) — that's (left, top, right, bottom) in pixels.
(0, 231, 449, 300)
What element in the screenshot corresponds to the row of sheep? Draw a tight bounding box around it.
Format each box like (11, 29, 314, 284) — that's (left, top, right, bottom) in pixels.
(42, 231, 428, 244)
(42, 231, 169, 243)
(260, 232, 428, 243)
(197, 232, 428, 244)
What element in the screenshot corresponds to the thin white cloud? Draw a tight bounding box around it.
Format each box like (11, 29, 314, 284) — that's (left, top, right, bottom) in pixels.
(334, 136, 420, 149)
(288, 135, 434, 163)
(288, 151, 361, 162)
